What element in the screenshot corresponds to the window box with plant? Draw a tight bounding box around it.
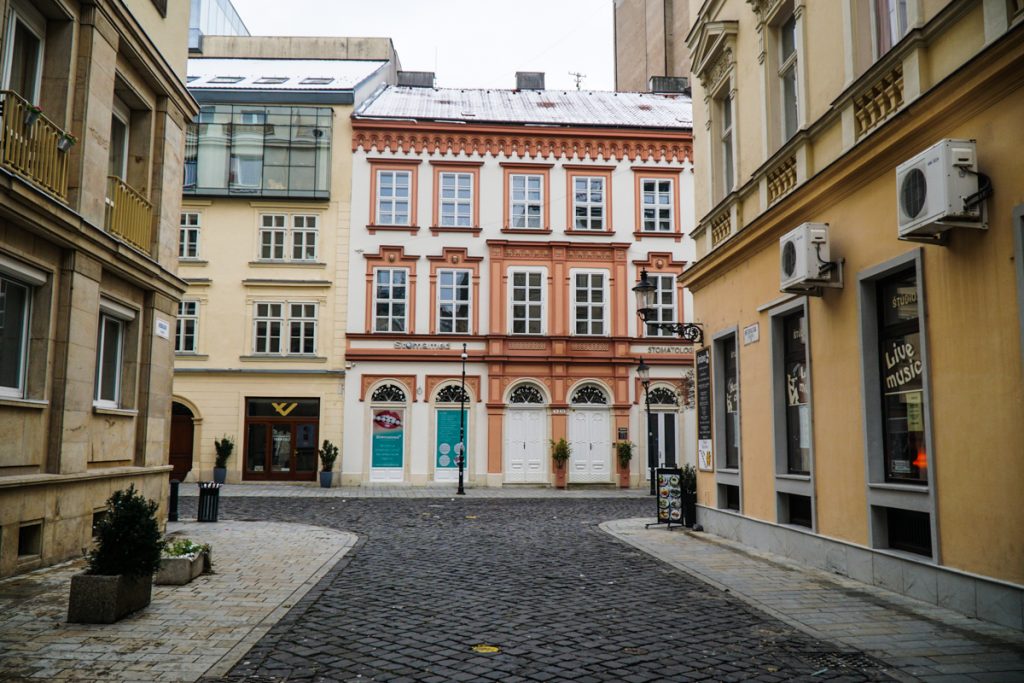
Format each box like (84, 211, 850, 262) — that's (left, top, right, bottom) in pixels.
(616, 440, 634, 488)
(551, 437, 571, 489)
(24, 103, 43, 127)
(213, 435, 233, 484)
(68, 486, 163, 623)
(154, 538, 211, 586)
(319, 439, 338, 488)
(56, 133, 77, 152)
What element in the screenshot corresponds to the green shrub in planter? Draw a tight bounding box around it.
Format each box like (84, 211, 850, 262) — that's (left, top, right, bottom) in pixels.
(615, 440, 634, 469)
(550, 437, 571, 468)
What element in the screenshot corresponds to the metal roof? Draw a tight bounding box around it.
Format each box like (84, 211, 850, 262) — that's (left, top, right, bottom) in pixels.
(187, 58, 388, 91)
(354, 86, 693, 130)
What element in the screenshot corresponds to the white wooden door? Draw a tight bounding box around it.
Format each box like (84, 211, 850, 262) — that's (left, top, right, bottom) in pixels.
(505, 409, 546, 483)
(568, 409, 611, 483)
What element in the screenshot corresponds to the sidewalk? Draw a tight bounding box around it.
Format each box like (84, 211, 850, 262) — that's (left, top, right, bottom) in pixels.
(0, 521, 356, 682)
(177, 481, 649, 498)
(602, 518, 1024, 682)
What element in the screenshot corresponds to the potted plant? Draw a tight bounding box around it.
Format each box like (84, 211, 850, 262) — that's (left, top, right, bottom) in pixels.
(24, 103, 43, 127)
(680, 463, 698, 528)
(551, 437, 571, 489)
(154, 538, 211, 585)
(213, 435, 233, 484)
(318, 439, 338, 488)
(68, 485, 162, 623)
(56, 132, 77, 152)
(615, 440, 634, 488)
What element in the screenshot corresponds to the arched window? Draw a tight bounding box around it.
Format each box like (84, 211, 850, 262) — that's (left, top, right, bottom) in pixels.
(371, 383, 407, 403)
(509, 384, 545, 404)
(648, 387, 679, 406)
(436, 385, 470, 403)
(571, 384, 608, 405)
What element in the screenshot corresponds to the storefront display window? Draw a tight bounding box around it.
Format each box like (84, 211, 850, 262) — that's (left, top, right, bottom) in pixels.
(783, 312, 810, 474)
(244, 398, 319, 480)
(722, 335, 739, 469)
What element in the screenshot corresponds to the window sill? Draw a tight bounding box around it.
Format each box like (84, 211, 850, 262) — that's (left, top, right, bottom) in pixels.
(179, 258, 208, 266)
(367, 224, 420, 235)
(776, 473, 811, 481)
(0, 397, 48, 410)
(92, 406, 139, 417)
(500, 228, 552, 235)
(248, 261, 327, 268)
(429, 226, 482, 236)
(633, 230, 683, 242)
(239, 354, 327, 363)
(563, 229, 614, 236)
(868, 482, 930, 494)
(175, 353, 209, 360)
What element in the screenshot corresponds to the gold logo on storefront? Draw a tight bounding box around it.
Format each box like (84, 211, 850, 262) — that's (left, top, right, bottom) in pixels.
(272, 402, 298, 417)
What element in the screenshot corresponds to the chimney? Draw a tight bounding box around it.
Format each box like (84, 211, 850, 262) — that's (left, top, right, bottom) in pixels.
(397, 71, 435, 88)
(648, 76, 690, 95)
(515, 71, 545, 91)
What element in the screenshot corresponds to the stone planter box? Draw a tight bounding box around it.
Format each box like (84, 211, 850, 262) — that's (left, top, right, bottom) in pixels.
(154, 553, 205, 585)
(67, 573, 153, 624)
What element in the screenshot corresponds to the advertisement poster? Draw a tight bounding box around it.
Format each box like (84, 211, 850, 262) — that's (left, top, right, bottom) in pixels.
(371, 409, 404, 468)
(435, 409, 467, 470)
(655, 468, 684, 527)
(696, 348, 714, 471)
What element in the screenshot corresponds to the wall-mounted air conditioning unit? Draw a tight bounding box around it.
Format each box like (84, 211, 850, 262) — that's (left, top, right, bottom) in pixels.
(896, 139, 988, 240)
(780, 222, 836, 294)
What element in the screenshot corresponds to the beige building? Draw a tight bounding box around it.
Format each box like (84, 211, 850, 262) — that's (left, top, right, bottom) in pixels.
(682, 0, 1024, 629)
(0, 0, 196, 577)
(172, 37, 399, 484)
(614, 0, 692, 91)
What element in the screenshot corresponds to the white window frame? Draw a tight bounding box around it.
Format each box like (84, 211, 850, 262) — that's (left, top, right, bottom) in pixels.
(778, 12, 799, 142)
(94, 299, 135, 409)
(437, 268, 472, 334)
(570, 269, 609, 336)
(290, 214, 318, 262)
(179, 212, 201, 260)
(720, 92, 735, 195)
(643, 273, 678, 338)
(373, 267, 409, 334)
(253, 302, 283, 354)
(376, 169, 411, 226)
(641, 178, 674, 232)
(439, 171, 473, 228)
(1, 2, 46, 103)
(510, 173, 544, 229)
(572, 176, 606, 231)
(175, 300, 199, 354)
(508, 267, 546, 336)
(251, 301, 319, 356)
(258, 214, 287, 260)
(0, 274, 32, 398)
(287, 302, 318, 355)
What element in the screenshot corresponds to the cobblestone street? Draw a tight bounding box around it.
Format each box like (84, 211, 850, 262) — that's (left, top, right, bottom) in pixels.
(185, 496, 894, 682)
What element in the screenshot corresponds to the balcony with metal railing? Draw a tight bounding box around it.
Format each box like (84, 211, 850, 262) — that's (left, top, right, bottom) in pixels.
(0, 90, 71, 202)
(105, 176, 153, 252)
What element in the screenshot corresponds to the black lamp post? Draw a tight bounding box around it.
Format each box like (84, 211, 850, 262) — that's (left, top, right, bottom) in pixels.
(632, 268, 704, 344)
(457, 343, 467, 495)
(637, 357, 656, 495)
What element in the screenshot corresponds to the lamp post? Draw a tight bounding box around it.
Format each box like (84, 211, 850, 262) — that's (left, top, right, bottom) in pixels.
(632, 268, 704, 344)
(457, 343, 467, 495)
(637, 357, 656, 495)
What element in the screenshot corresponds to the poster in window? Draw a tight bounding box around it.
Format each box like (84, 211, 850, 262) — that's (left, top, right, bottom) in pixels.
(435, 409, 466, 470)
(371, 409, 404, 468)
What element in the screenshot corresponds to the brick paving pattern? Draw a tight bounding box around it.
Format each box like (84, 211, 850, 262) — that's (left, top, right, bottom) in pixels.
(188, 497, 895, 682)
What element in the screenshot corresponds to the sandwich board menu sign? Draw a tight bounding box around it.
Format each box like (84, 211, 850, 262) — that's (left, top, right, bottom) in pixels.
(646, 467, 684, 530)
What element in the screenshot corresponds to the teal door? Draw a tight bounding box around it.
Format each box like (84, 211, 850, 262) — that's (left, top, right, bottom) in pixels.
(371, 408, 404, 480)
(435, 409, 467, 481)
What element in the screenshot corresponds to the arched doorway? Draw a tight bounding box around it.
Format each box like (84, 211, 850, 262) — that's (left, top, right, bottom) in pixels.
(433, 383, 470, 482)
(504, 382, 548, 484)
(567, 383, 612, 483)
(369, 382, 408, 482)
(647, 386, 681, 479)
(169, 402, 195, 481)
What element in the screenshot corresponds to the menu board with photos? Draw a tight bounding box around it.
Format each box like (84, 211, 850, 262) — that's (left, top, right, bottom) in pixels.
(653, 467, 684, 528)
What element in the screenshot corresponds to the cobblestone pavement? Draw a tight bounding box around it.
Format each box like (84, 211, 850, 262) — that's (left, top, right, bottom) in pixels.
(178, 482, 649, 499)
(0, 521, 355, 682)
(604, 519, 1024, 683)
(183, 496, 895, 682)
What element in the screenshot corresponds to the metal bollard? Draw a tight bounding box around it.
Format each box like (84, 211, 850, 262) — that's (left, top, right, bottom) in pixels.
(197, 482, 221, 522)
(169, 479, 180, 522)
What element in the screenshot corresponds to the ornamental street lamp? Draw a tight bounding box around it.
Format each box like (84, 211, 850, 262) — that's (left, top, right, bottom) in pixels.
(632, 268, 704, 344)
(457, 343, 468, 495)
(637, 357, 656, 496)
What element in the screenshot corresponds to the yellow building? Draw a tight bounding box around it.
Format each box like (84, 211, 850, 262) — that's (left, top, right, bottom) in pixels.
(0, 0, 196, 577)
(683, 0, 1024, 629)
(172, 37, 399, 484)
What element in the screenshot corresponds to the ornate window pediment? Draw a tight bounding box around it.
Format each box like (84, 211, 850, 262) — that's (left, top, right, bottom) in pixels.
(689, 20, 739, 93)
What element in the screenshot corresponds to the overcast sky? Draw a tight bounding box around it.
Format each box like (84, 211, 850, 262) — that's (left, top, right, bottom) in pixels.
(229, 0, 615, 91)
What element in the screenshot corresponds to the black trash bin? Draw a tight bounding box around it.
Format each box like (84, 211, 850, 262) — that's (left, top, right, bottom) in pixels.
(197, 482, 221, 522)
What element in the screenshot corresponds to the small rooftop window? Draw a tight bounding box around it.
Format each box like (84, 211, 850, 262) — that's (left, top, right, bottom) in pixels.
(255, 77, 289, 85)
(301, 77, 333, 85)
(209, 76, 244, 84)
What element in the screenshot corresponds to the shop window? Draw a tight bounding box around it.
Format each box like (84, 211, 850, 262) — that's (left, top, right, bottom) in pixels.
(18, 522, 41, 558)
(781, 311, 810, 474)
(244, 398, 319, 481)
(716, 333, 740, 470)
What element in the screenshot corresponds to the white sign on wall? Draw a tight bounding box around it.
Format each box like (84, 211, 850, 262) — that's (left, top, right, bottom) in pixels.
(743, 323, 760, 345)
(154, 318, 171, 340)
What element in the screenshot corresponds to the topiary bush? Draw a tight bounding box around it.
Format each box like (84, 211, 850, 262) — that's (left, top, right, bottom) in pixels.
(88, 485, 163, 578)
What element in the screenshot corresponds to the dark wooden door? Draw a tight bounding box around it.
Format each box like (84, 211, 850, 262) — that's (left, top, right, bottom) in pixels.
(169, 404, 194, 481)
